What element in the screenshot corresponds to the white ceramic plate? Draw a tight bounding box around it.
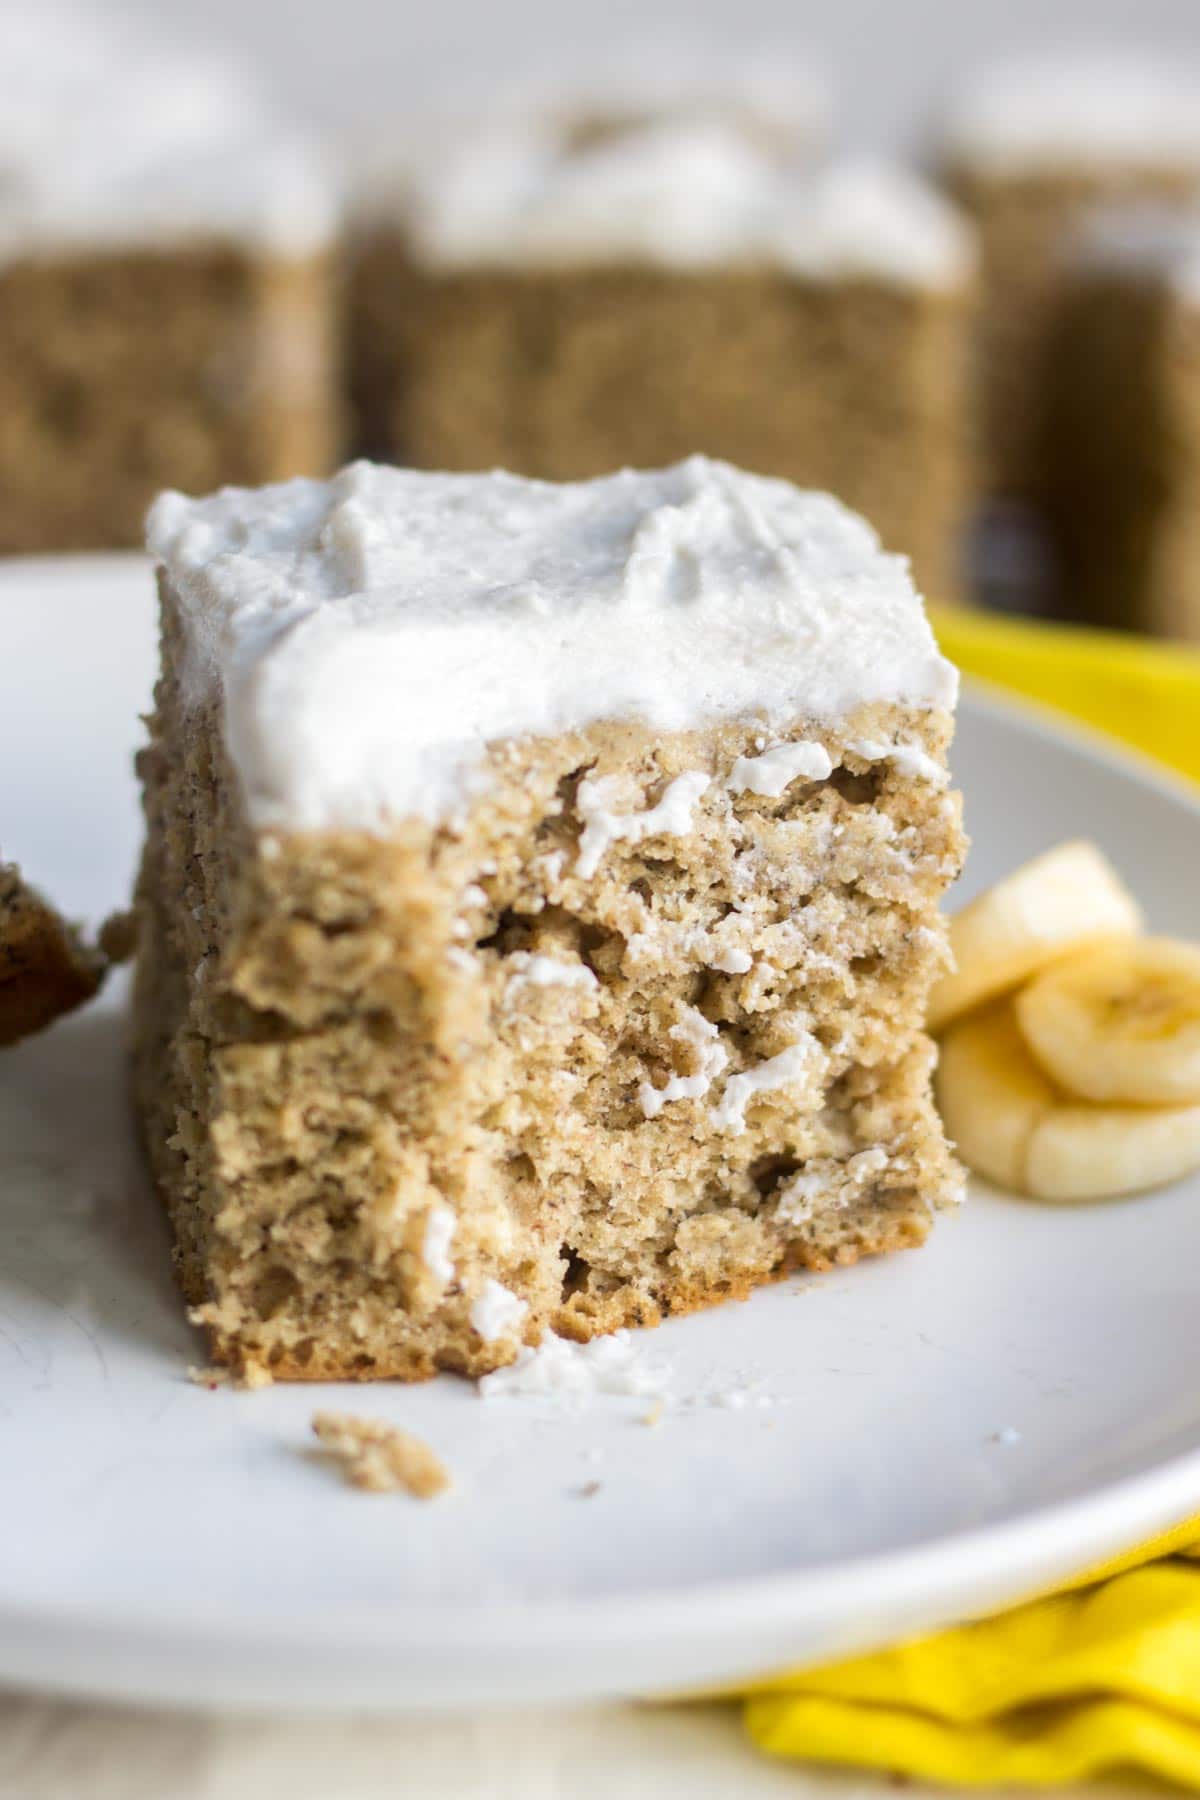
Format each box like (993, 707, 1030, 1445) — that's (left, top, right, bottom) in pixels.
(3, 554, 1200, 1715)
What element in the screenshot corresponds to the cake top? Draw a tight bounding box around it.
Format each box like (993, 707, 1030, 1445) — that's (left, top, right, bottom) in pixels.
(148, 457, 957, 835)
(407, 123, 974, 287)
(0, 3, 335, 259)
(1074, 205, 1200, 301)
(345, 37, 828, 223)
(942, 54, 1200, 175)
(500, 36, 830, 152)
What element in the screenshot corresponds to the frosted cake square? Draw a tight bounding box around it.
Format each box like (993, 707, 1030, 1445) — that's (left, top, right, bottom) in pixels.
(1047, 209, 1200, 642)
(939, 55, 1200, 499)
(0, 13, 340, 552)
(349, 128, 977, 599)
(133, 455, 965, 1383)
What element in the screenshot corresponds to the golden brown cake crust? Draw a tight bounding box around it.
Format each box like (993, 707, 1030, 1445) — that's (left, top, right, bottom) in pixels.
(130, 576, 966, 1385)
(0, 863, 103, 1047)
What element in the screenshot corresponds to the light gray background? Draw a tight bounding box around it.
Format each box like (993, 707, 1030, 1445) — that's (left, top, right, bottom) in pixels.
(131, 0, 1200, 150)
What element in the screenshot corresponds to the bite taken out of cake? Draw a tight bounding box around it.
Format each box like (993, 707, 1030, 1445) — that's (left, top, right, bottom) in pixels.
(131, 455, 966, 1384)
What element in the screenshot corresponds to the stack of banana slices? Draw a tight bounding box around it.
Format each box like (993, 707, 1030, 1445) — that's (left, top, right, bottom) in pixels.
(929, 840, 1200, 1202)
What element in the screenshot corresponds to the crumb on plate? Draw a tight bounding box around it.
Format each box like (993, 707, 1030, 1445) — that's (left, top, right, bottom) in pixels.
(311, 1410, 451, 1498)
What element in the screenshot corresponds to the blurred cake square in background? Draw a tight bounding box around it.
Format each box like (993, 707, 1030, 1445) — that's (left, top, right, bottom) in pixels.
(472, 37, 832, 161)
(0, 4, 340, 553)
(938, 54, 1200, 507)
(1046, 206, 1200, 642)
(349, 113, 977, 601)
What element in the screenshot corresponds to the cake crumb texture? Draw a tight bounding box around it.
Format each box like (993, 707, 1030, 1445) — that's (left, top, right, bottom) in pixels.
(312, 1411, 451, 1497)
(132, 682, 964, 1383)
(131, 461, 965, 1384)
(0, 862, 103, 1047)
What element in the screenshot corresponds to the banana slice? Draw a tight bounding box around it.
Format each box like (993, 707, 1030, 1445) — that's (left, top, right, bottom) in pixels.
(936, 999, 1200, 1201)
(1016, 937, 1200, 1105)
(936, 1001, 1057, 1191)
(1027, 1101, 1200, 1203)
(927, 841, 1142, 1034)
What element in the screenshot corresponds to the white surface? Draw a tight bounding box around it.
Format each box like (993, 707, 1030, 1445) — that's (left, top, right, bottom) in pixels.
(0, 1698, 971, 1799)
(939, 51, 1200, 172)
(118, 0, 1200, 161)
(148, 455, 955, 833)
(475, 37, 831, 148)
(4, 555, 1200, 1715)
(408, 122, 973, 282)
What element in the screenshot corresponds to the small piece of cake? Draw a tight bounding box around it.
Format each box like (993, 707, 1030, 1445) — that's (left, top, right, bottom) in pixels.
(0, 8, 340, 552)
(132, 456, 965, 1384)
(1045, 208, 1200, 641)
(1, 862, 103, 1046)
(939, 54, 1200, 500)
(311, 1412, 451, 1497)
(349, 130, 977, 598)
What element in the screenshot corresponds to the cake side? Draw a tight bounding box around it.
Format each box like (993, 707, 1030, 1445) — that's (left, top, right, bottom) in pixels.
(0, 8, 339, 551)
(0, 245, 341, 553)
(133, 582, 963, 1381)
(943, 161, 1195, 499)
(938, 56, 1200, 497)
(1045, 233, 1200, 640)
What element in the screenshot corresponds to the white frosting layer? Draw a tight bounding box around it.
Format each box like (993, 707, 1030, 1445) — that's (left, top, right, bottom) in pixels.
(347, 38, 829, 225)
(1074, 205, 1200, 303)
(769, 161, 976, 285)
(943, 55, 1200, 174)
(0, 3, 334, 259)
(147, 455, 957, 835)
(408, 127, 974, 287)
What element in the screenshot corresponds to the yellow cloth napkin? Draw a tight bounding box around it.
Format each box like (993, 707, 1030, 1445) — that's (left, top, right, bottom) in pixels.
(745, 611, 1200, 1787)
(930, 607, 1200, 787)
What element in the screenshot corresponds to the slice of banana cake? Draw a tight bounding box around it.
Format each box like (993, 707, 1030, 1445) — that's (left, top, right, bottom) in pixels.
(134, 455, 965, 1383)
(1046, 208, 1200, 642)
(0, 10, 340, 553)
